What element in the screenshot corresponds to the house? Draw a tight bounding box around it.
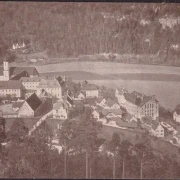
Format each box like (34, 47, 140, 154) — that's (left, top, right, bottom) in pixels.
(81, 83, 99, 98)
(52, 101, 68, 120)
(151, 121, 164, 138)
(18, 93, 43, 117)
(73, 91, 85, 100)
(115, 87, 128, 107)
(104, 98, 120, 109)
(0, 61, 39, 81)
(115, 117, 137, 129)
(0, 80, 22, 98)
(173, 104, 180, 123)
(123, 113, 137, 122)
(96, 97, 106, 107)
(124, 91, 159, 120)
(92, 110, 100, 120)
(37, 77, 62, 99)
(102, 109, 122, 118)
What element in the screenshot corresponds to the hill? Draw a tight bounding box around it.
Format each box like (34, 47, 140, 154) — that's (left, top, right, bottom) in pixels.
(0, 2, 180, 65)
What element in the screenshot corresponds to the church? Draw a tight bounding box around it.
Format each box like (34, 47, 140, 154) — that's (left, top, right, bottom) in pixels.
(0, 61, 39, 81)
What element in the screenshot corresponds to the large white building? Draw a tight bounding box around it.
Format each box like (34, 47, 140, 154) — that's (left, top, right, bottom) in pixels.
(117, 90, 159, 120)
(37, 77, 63, 99)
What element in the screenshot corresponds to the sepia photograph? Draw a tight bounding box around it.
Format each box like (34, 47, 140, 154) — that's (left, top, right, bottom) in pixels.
(0, 1, 180, 179)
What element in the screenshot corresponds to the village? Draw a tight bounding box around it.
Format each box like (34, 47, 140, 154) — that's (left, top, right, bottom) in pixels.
(1, 59, 180, 152)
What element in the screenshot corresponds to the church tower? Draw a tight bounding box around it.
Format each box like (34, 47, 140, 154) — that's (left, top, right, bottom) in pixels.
(3, 61, 10, 81)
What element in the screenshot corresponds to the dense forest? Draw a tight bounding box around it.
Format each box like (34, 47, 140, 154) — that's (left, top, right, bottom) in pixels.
(0, 2, 180, 64)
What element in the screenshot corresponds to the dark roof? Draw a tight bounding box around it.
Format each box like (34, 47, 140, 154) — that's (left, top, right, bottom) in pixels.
(102, 108, 122, 116)
(81, 83, 98, 91)
(0, 66, 39, 77)
(10, 66, 39, 77)
(10, 70, 30, 80)
(0, 80, 22, 89)
(124, 91, 157, 107)
(26, 93, 42, 111)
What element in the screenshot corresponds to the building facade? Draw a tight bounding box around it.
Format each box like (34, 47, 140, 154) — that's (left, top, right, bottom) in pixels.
(123, 91, 159, 120)
(37, 77, 62, 99)
(52, 101, 68, 119)
(0, 81, 22, 98)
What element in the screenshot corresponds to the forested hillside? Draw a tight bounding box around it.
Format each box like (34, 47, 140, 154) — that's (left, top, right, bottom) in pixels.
(0, 2, 180, 64)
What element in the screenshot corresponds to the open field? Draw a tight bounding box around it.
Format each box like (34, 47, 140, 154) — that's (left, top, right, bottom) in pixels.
(36, 62, 180, 75)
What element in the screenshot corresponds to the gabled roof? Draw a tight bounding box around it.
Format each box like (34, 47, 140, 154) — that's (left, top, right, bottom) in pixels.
(10, 70, 30, 80)
(10, 66, 39, 77)
(124, 91, 157, 107)
(152, 121, 162, 131)
(37, 77, 61, 88)
(105, 98, 118, 107)
(102, 109, 122, 116)
(74, 91, 85, 98)
(81, 83, 98, 91)
(96, 96, 106, 103)
(0, 80, 22, 89)
(26, 93, 42, 111)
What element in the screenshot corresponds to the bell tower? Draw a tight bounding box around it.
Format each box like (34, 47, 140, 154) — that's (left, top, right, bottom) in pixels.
(3, 61, 10, 81)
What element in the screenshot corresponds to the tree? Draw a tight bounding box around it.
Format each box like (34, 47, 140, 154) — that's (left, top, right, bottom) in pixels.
(58, 120, 77, 178)
(9, 118, 28, 143)
(70, 108, 102, 179)
(106, 132, 121, 179)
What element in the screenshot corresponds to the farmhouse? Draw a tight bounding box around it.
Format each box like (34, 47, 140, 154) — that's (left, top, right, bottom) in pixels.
(104, 98, 120, 109)
(151, 121, 164, 138)
(92, 109, 100, 120)
(81, 83, 99, 98)
(18, 93, 43, 117)
(96, 97, 106, 107)
(52, 101, 68, 120)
